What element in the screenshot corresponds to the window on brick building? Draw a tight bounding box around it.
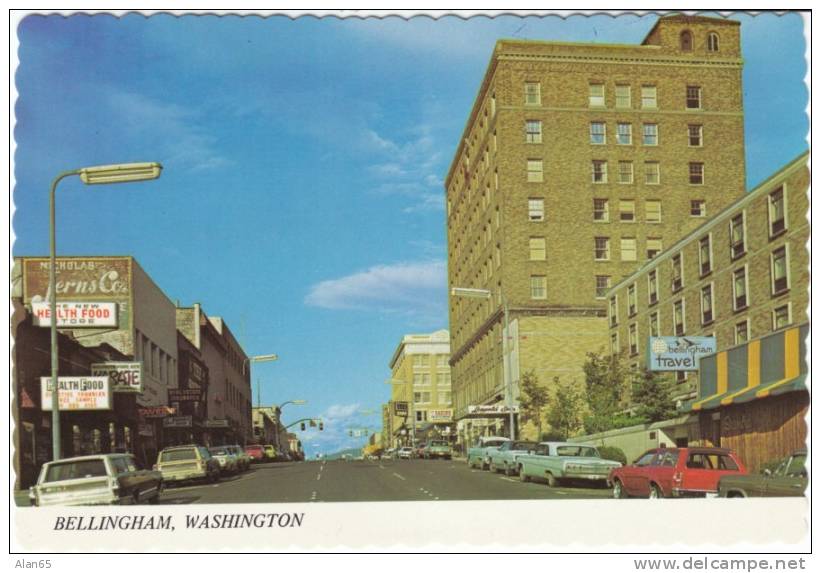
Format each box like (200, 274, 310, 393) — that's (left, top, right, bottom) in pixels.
(707, 33, 720, 52)
(686, 85, 702, 109)
(642, 123, 659, 146)
(528, 198, 544, 221)
(771, 246, 790, 294)
(629, 323, 638, 355)
(627, 283, 637, 316)
(592, 160, 608, 183)
(701, 283, 714, 325)
(689, 162, 704, 185)
(525, 120, 542, 143)
(530, 275, 547, 299)
(609, 295, 618, 326)
(673, 299, 686, 336)
(645, 200, 661, 223)
(619, 199, 636, 222)
(615, 85, 631, 108)
(593, 198, 609, 222)
(730, 213, 746, 259)
(529, 237, 546, 261)
(645, 162, 660, 185)
(699, 234, 713, 276)
(688, 124, 703, 147)
(773, 304, 792, 331)
(648, 270, 658, 305)
(525, 82, 541, 105)
(616, 122, 632, 145)
(589, 83, 605, 107)
(641, 85, 657, 109)
(649, 311, 659, 337)
(647, 238, 662, 260)
(595, 237, 611, 261)
(621, 238, 637, 261)
(610, 331, 620, 355)
(768, 187, 787, 236)
(590, 122, 606, 145)
(671, 253, 683, 292)
(618, 161, 634, 184)
(735, 320, 749, 345)
(680, 30, 693, 51)
(733, 266, 749, 310)
(595, 275, 611, 299)
(691, 199, 706, 217)
(527, 159, 543, 182)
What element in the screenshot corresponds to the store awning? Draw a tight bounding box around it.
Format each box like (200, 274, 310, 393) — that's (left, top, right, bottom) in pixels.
(681, 324, 807, 413)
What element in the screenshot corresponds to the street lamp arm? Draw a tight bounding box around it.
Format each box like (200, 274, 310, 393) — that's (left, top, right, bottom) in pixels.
(285, 417, 321, 430)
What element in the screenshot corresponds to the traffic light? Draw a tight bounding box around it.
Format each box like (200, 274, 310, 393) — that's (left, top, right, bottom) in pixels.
(319, 422, 324, 431)
(300, 422, 306, 431)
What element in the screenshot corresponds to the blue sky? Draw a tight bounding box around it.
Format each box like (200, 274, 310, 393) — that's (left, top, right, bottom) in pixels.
(12, 12, 808, 457)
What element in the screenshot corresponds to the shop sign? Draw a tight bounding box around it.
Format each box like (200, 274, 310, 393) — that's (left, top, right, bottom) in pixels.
(168, 388, 203, 402)
(467, 404, 519, 415)
(393, 401, 409, 416)
(428, 409, 453, 422)
(40, 376, 112, 411)
(647, 336, 717, 371)
(32, 301, 118, 328)
(163, 416, 193, 428)
(138, 406, 176, 419)
(204, 419, 230, 428)
(91, 362, 143, 393)
(23, 257, 131, 302)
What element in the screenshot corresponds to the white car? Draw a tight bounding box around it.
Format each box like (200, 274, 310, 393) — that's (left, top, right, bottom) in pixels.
(397, 447, 414, 460)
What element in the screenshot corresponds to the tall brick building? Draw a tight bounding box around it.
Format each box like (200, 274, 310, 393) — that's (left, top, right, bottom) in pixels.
(445, 15, 747, 441)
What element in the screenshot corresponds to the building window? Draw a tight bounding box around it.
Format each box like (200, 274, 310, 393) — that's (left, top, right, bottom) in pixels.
(686, 85, 702, 109)
(642, 123, 658, 146)
(414, 392, 431, 404)
(773, 304, 792, 331)
(671, 253, 683, 292)
(528, 198, 544, 221)
(416, 410, 428, 422)
(592, 160, 608, 183)
(618, 161, 634, 184)
(629, 323, 638, 356)
(595, 237, 611, 261)
(735, 320, 749, 345)
(688, 124, 703, 147)
(436, 354, 448, 368)
(768, 186, 787, 236)
(595, 275, 611, 299)
(529, 237, 546, 261)
(616, 122, 632, 145)
(530, 275, 547, 299)
(593, 198, 609, 222)
(609, 295, 618, 327)
(673, 299, 686, 336)
(648, 270, 658, 305)
(676, 371, 688, 384)
(730, 212, 746, 259)
(527, 159, 543, 182)
(680, 30, 693, 51)
(699, 234, 712, 276)
(641, 85, 657, 109)
(439, 391, 452, 404)
(689, 162, 704, 185)
(526, 120, 542, 143)
(590, 122, 606, 144)
(589, 83, 605, 107)
(619, 199, 635, 222)
(644, 162, 660, 185)
(733, 266, 749, 311)
(707, 32, 720, 52)
(691, 200, 706, 217)
(615, 85, 631, 108)
(621, 238, 637, 262)
(701, 283, 714, 325)
(627, 283, 637, 316)
(525, 82, 541, 105)
(645, 200, 661, 223)
(610, 331, 620, 355)
(646, 238, 662, 260)
(771, 246, 790, 294)
(649, 311, 659, 337)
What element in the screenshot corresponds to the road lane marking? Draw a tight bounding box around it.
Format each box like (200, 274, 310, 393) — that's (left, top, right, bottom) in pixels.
(500, 477, 518, 483)
(316, 474, 322, 481)
(392, 473, 406, 481)
(555, 491, 568, 495)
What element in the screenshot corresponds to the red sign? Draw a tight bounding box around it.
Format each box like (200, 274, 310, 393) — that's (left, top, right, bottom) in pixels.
(138, 406, 176, 419)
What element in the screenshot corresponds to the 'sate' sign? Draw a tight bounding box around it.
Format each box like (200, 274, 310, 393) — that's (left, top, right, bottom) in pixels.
(91, 362, 143, 393)
(32, 302, 118, 328)
(41, 377, 112, 411)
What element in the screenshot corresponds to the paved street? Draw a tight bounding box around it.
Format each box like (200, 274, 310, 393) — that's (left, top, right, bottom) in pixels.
(158, 458, 612, 504)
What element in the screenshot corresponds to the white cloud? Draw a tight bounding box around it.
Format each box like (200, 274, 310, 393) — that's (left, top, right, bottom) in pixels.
(304, 260, 446, 314)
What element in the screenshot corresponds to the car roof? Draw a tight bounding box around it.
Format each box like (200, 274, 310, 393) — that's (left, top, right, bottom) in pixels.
(44, 453, 130, 464)
(162, 444, 200, 450)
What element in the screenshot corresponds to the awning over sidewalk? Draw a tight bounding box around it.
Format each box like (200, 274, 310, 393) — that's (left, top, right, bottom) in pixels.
(681, 324, 808, 413)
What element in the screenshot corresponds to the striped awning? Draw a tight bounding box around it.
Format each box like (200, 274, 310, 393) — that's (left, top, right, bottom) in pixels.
(681, 323, 808, 413)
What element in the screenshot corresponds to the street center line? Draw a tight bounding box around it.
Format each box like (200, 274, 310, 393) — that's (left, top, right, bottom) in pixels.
(316, 473, 321, 481)
(392, 473, 406, 481)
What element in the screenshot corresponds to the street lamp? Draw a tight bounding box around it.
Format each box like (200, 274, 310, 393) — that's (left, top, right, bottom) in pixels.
(48, 162, 162, 461)
(450, 286, 516, 440)
(386, 378, 416, 446)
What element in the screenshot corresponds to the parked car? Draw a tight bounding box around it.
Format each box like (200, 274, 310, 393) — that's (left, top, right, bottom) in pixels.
(397, 447, 414, 460)
(156, 445, 221, 484)
(263, 445, 277, 461)
(415, 443, 427, 458)
(423, 440, 453, 460)
(488, 440, 539, 475)
(30, 453, 163, 507)
(227, 445, 250, 471)
(208, 446, 238, 474)
(467, 436, 510, 470)
(719, 450, 807, 498)
(382, 448, 396, 460)
(245, 444, 266, 463)
(517, 442, 622, 486)
(609, 447, 746, 499)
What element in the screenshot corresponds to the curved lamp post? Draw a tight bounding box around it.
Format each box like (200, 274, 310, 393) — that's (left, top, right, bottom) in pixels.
(49, 162, 162, 460)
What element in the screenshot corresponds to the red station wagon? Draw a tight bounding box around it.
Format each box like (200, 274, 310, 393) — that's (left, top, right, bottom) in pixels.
(244, 444, 266, 463)
(609, 447, 747, 499)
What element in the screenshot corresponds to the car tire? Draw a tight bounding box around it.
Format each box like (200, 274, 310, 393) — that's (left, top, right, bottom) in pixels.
(545, 472, 557, 487)
(649, 484, 662, 499)
(613, 479, 627, 499)
(519, 467, 529, 483)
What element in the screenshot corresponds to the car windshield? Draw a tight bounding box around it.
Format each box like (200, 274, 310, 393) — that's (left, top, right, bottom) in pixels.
(512, 441, 538, 451)
(44, 460, 108, 482)
(209, 448, 229, 455)
(555, 446, 600, 458)
(246, 446, 262, 451)
(430, 441, 448, 447)
(161, 449, 197, 462)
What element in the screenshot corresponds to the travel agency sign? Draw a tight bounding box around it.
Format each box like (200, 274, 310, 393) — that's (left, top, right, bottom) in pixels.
(647, 336, 717, 371)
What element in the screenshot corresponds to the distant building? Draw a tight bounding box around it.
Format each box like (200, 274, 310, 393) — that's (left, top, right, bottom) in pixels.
(445, 15, 748, 439)
(387, 330, 453, 447)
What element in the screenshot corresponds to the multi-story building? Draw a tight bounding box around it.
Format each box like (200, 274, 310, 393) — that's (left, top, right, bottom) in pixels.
(387, 330, 453, 446)
(445, 15, 747, 439)
(607, 151, 809, 399)
(176, 303, 252, 445)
